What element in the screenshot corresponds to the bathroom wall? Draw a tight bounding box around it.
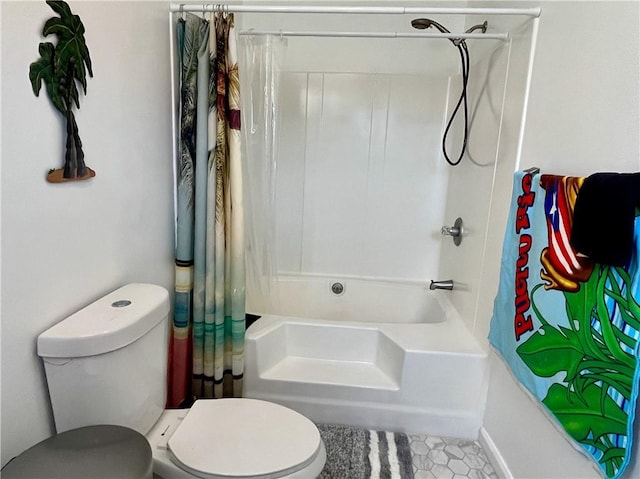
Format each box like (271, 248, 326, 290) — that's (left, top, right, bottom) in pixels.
(0, 1, 174, 466)
(472, 2, 640, 478)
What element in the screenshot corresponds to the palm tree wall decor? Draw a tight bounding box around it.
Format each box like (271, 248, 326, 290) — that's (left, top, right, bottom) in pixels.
(29, 0, 94, 182)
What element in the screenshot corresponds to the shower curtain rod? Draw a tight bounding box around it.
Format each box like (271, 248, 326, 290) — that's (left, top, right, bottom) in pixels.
(237, 30, 508, 41)
(169, 3, 541, 17)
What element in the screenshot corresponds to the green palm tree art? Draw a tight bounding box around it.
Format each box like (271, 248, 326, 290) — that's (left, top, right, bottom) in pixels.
(29, 0, 94, 182)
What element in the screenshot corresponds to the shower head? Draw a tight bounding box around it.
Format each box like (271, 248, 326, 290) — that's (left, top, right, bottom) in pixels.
(410, 18, 451, 34)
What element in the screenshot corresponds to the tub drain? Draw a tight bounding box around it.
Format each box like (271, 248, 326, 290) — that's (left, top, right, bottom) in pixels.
(330, 282, 345, 295)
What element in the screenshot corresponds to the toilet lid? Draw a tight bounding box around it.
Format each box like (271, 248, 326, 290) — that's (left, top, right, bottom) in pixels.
(1, 425, 151, 479)
(168, 398, 322, 479)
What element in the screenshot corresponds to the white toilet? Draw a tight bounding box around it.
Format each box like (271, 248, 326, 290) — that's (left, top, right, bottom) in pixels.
(35, 283, 326, 479)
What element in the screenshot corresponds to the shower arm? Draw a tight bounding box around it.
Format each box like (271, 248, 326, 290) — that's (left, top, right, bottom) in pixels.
(466, 21, 488, 34)
(457, 21, 488, 46)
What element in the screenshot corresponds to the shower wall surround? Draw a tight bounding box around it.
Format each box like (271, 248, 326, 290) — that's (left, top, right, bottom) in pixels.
(237, 11, 469, 284)
(439, 26, 517, 335)
(276, 71, 451, 281)
(240, 10, 519, 325)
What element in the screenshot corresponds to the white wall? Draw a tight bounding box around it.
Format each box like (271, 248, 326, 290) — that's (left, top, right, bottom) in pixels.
(0, 1, 174, 466)
(476, 2, 640, 478)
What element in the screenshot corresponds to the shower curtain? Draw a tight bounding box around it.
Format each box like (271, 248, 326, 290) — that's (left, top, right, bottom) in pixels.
(168, 11, 245, 407)
(238, 34, 286, 315)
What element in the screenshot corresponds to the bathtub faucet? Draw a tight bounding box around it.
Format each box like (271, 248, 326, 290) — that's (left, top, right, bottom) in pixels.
(430, 280, 454, 291)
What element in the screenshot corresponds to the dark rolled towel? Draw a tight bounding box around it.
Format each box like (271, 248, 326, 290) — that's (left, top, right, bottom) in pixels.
(571, 172, 640, 266)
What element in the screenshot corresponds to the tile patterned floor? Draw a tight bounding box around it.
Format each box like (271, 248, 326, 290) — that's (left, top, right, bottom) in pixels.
(408, 435, 498, 479)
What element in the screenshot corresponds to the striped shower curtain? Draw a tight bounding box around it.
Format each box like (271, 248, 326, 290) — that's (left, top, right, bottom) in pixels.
(168, 11, 245, 407)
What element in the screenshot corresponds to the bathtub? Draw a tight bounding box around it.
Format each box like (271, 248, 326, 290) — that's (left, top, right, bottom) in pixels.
(244, 276, 489, 439)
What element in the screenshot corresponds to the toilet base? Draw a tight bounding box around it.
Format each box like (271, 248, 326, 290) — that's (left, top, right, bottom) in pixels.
(146, 409, 326, 479)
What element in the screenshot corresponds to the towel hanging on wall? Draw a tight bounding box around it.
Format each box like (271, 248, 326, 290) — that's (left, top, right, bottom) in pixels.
(571, 172, 640, 266)
(489, 170, 640, 479)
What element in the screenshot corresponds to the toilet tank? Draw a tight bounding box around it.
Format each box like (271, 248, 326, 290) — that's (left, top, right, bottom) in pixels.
(37, 283, 170, 435)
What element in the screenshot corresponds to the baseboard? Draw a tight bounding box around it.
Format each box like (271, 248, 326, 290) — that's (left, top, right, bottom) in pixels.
(479, 427, 512, 479)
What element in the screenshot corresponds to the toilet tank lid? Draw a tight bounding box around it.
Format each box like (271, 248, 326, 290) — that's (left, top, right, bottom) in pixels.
(37, 283, 170, 358)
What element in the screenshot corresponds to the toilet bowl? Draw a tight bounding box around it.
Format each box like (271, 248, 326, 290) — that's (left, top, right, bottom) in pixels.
(36, 284, 326, 479)
(147, 399, 326, 479)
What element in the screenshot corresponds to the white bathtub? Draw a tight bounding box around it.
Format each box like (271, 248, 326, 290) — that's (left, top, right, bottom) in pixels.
(244, 277, 489, 439)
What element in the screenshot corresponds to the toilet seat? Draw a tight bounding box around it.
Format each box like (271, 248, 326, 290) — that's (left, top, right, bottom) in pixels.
(167, 398, 323, 479)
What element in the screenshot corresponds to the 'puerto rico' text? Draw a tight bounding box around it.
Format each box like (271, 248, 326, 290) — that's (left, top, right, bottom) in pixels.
(514, 173, 535, 341)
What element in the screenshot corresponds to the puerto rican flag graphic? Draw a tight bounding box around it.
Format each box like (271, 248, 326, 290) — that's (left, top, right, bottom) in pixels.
(543, 177, 583, 277)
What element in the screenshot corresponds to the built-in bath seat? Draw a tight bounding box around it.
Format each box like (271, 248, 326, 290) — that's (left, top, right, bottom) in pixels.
(261, 355, 400, 391)
(257, 322, 404, 391)
(245, 313, 489, 439)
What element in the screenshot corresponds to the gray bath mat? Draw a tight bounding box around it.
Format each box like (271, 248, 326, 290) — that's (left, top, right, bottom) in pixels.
(317, 424, 414, 479)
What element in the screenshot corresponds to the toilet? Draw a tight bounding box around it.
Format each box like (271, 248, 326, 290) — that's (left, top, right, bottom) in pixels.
(32, 283, 326, 479)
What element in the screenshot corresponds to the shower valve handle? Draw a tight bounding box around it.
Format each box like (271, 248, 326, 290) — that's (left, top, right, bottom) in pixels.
(441, 217, 464, 246)
(441, 226, 461, 236)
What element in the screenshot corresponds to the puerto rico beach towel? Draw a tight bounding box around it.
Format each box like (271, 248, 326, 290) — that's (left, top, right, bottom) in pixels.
(489, 170, 640, 478)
